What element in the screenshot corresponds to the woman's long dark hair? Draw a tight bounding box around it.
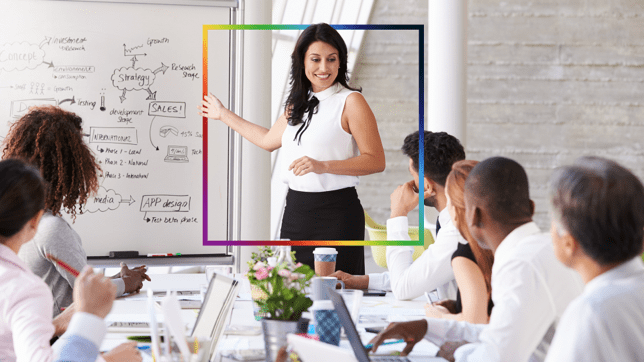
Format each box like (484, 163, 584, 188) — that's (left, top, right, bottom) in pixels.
(0, 159, 45, 239)
(285, 23, 361, 144)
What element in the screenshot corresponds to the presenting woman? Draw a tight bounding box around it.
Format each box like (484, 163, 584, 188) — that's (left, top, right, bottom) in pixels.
(2, 105, 150, 321)
(424, 160, 494, 323)
(199, 23, 385, 275)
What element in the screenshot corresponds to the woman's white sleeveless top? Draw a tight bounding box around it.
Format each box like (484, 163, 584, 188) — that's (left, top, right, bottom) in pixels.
(281, 82, 360, 192)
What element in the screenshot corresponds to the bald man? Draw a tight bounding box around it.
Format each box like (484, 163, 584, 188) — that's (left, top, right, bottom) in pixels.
(367, 157, 583, 362)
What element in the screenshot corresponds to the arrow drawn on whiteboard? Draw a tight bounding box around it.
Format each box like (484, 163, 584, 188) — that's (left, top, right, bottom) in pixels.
(58, 96, 76, 105)
(42, 60, 54, 68)
(145, 88, 157, 100)
(119, 89, 127, 103)
(149, 117, 159, 151)
(153, 63, 169, 75)
(39, 36, 51, 49)
(120, 196, 135, 206)
(143, 212, 151, 222)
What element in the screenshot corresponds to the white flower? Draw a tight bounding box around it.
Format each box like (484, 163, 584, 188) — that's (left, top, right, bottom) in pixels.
(267, 257, 277, 268)
(288, 273, 301, 281)
(278, 269, 291, 278)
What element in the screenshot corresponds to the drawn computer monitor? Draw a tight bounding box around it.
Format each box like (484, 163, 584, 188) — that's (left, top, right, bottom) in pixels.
(164, 145, 189, 163)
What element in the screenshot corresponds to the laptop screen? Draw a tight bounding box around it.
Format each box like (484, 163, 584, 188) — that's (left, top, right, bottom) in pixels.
(328, 287, 372, 362)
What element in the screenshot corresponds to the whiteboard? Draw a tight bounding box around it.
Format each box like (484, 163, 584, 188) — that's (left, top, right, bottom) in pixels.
(0, 0, 235, 257)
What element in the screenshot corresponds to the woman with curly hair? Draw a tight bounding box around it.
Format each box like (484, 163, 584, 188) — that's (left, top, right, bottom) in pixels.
(200, 23, 385, 274)
(2, 105, 150, 321)
(424, 160, 495, 323)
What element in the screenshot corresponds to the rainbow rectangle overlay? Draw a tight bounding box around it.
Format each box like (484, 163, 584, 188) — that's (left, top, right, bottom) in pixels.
(203, 24, 424, 246)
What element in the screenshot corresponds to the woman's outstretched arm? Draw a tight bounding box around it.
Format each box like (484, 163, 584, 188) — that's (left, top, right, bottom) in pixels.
(199, 93, 287, 152)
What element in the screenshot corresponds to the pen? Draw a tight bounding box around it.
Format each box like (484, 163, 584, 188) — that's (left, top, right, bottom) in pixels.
(364, 339, 407, 350)
(137, 345, 151, 350)
(148, 253, 173, 257)
(424, 291, 431, 304)
(46, 254, 80, 277)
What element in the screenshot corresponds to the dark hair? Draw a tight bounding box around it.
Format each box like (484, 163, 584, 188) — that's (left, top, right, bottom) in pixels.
(465, 157, 532, 222)
(285, 23, 361, 144)
(446, 160, 494, 294)
(2, 105, 101, 221)
(549, 156, 644, 265)
(0, 159, 45, 239)
(401, 131, 465, 186)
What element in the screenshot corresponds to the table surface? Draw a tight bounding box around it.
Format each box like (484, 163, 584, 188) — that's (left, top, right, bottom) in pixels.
(104, 273, 442, 362)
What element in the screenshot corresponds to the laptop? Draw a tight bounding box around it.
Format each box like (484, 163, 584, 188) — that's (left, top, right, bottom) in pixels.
(191, 273, 240, 360)
(288, 288, 444, 362)
(164, 145, 189, 163)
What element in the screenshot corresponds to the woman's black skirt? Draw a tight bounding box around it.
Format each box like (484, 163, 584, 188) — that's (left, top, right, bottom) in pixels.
(280, 187, 365, 275)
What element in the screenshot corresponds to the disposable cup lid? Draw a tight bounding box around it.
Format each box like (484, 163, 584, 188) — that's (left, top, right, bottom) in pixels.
(313, 247, 337, 254)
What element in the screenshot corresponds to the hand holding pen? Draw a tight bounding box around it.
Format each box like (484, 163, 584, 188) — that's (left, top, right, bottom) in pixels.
(367, 320, 429, 356)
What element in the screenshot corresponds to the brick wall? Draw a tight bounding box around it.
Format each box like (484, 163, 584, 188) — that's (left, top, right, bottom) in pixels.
(467, 0, 644, 228)
(352, 0, 429, 226)
(356, 0, 644, 230)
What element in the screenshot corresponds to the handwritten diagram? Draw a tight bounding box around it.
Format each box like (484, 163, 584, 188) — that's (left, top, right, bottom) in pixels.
(111, 44, 169, 102)
(84, 186, 135, 213)
(1, 34, 203, 226)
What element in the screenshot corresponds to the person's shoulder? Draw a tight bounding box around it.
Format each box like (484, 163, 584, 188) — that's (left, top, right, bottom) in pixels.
(33, 212, 77, 245)
(41, 212, 73, 230)
(0, 263, 51, 303)
(451, 242, 474, 261)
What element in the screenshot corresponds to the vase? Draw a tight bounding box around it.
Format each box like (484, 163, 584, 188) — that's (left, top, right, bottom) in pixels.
(261, 318, 309, 362)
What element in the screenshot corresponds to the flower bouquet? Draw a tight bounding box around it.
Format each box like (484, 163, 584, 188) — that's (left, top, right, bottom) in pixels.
(247, 246, 315, 362)
(246, 247, 314, 321)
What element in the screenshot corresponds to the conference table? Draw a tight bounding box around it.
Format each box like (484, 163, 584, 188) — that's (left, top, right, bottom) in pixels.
(103, 273, 443, 361)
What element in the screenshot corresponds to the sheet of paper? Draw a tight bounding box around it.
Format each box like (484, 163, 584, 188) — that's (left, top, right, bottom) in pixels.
(359, 308, 425, 316)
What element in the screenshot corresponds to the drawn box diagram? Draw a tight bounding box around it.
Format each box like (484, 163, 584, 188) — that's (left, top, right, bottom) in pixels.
(141, 195, 190, 212)
(89, 127, 138, 145)
(148, 101, 185, 118)
(10, 98, 57, 118)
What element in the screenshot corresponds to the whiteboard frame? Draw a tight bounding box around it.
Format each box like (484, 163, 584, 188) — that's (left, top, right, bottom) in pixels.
(30, 0, 243, 265)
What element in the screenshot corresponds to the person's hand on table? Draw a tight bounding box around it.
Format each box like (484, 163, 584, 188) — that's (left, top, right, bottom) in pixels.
(433, 299, 458, 314)
(367, 320, 428, 356)
(275, 346, 288, 362)
(52, 303, 75, 336)
(289, 156, 326, 176)
(424, 303, 451, 318)
(74, 266, 116, 319)
(119, 262, 150, 294)
(438, 341, 469, 362)
(390, 180, 419, 218)
(329, 270, 369, 290)
(102, 341, 142, 362)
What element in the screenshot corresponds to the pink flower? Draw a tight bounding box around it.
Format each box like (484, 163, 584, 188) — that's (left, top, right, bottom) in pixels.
(278, 269, 291, 278)
(255, 268, 269, 280)
(253, 261, 266, 271)
(289, 273, 301, 281)
(295, 263, 303, 268)
(267, 266, 274, 271)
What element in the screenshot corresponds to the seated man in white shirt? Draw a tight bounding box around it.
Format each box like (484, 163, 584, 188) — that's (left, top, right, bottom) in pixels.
(367, 157, 584, 362)
(545, 156, 644, 362)
(331, 130, 466, 300)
